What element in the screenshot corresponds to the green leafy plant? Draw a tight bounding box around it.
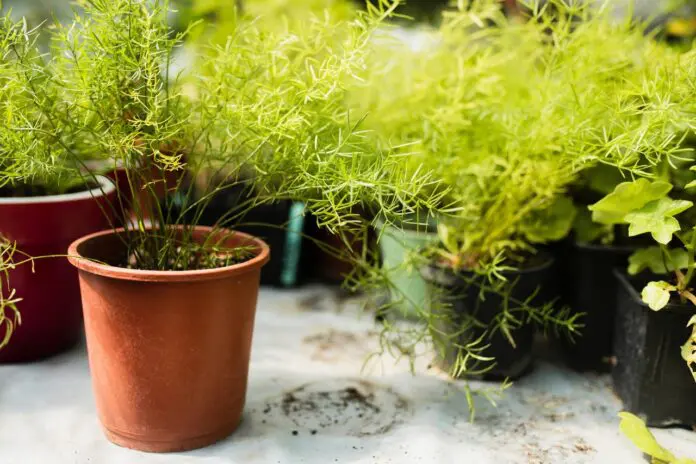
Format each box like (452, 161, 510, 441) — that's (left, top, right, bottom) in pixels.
(176, 0, 358, 48)
(0, 12, 87, 193)
(1, 0, 454, 351)
(179, 0, 450, 276)
(619, 412, 696, 464)
(1, 0, 432, 265)
(342, 0, 696, 392)
(355, 0, 691, 267)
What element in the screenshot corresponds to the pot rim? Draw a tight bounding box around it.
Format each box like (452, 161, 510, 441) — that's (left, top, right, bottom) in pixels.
(68, 225, 270, 282)
(0, 175, 115, 205)
(375, 217, 438, 238)
(572, 240, 637, 254)
(613, 269, 695, 314)
(429, 250, 554, 275)
(420, 251, 554, 286)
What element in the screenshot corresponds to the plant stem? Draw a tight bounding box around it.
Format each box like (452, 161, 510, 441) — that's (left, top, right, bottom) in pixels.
(683, 231, 696, 289)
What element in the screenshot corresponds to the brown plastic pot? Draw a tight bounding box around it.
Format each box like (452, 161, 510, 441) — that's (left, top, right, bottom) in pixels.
(68, 226, 269, 453)
(0, 176, 117, 363)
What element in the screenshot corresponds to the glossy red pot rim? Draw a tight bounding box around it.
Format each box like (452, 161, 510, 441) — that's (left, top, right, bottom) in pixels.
(0, 175, 116, 205)
(68, 226, 270, 282)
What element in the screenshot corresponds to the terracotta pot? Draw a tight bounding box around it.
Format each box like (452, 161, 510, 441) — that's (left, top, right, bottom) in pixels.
(0, 176, 117, 363)
(68, 226, 270, 452)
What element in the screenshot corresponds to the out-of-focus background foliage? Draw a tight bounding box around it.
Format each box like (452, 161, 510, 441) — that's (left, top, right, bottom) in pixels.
(4, 0, 696, 56)
(3, 0, 695, 31)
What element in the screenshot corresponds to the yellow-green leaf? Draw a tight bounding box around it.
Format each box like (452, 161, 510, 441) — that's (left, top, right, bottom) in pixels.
(520, 195, 577, 243)
(628, 247, 690, 275)
(589, 180, 672, 225)
(641, 281, 676, 311)
(625, 198, 693, 245)
(618, 412, 677, 463)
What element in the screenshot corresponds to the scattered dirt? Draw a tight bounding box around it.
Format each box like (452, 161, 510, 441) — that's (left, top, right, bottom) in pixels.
(296, 289, 364, 313)
(260, 378, 410, 437)
(523, 442, 551, 464)
(297, 293, 328, 312)
(302, 329, 378, 361)
(523, 437, 595, 463)
(543, 412, 576, 422)
(573, 439, 595, 454)
(512, 423, 528, 436)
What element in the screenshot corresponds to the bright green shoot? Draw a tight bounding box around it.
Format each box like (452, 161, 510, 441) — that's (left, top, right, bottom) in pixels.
(619, 412, 696, 464)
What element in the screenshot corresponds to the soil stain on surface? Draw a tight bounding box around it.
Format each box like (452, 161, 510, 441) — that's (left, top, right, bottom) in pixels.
(260, 379, 410, 437)
(302, 329, 378, 362)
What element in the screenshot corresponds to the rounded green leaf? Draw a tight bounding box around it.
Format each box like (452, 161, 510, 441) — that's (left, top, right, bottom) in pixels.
(589, 180, 672, 225)
(625, 198, 693, 245)
(628, 247, 690, 275)
(641, 281, 676, 311)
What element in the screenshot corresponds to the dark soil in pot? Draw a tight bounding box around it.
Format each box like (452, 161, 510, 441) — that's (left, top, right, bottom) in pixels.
(68, 226, 270, 452)
(0, 176, 117, 363)
(557, 241, 635, 372)
(420, 251, 555, 381)
(612, 271, 696, 427)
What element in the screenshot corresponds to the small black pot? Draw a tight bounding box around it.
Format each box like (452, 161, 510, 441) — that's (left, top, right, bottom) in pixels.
(421, 253, 555, 381)
(167, 185, 309, 287)
(612, 271, 696, 427)
(558, 241, 635, 372)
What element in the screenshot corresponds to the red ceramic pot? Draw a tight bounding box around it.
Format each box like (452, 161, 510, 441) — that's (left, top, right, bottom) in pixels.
(0, 176, 117, 363)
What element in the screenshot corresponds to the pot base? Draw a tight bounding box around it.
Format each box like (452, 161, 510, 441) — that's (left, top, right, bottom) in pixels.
(103, 418, 241, 453)
(0, 333, 81, 364)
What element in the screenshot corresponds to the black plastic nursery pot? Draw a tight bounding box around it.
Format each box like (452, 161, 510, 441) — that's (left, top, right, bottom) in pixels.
(558, 241, 635, 372)
(612, 271, 696, 427)
(206, 200, 307, 288)
(420, 253, 555, 381)
(170, 184, 309, 287)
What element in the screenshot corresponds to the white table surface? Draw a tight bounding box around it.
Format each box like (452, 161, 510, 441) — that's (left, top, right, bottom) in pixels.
(2, 285, 696, 464)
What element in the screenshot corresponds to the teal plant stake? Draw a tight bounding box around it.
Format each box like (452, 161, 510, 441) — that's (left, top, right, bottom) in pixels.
(280, 201, 306, 287)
